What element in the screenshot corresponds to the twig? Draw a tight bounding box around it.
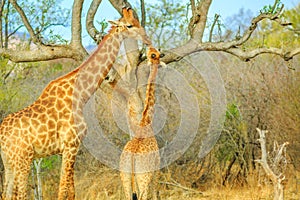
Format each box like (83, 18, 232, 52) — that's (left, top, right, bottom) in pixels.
(159, 180, 203, 194)
(208, 14, 220, 42)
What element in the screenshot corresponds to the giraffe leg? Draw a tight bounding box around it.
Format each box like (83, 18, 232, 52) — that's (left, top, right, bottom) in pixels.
(120, 171, 133, 200)
(58, 148, 77, 200)
(151, 171, 159, 200)
(1, 146, 33, 200)
(12, 160, 31, 200)
(1, 151, 14, 200)
(136, 172, 153, 200)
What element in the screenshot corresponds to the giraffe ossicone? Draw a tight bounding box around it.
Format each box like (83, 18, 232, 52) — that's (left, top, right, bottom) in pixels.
(0, 7, 151, 200)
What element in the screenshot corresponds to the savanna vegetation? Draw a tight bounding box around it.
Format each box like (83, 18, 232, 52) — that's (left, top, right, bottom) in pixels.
(0, 0, 300, 199)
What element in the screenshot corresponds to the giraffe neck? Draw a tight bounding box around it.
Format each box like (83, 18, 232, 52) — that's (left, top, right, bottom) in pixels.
(73, 31, 122, 108)
(140, 63, 158, 127)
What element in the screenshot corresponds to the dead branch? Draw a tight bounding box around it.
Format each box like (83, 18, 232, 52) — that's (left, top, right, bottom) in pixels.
(255, 128, 288, 200)
(159, 180, 203, 194)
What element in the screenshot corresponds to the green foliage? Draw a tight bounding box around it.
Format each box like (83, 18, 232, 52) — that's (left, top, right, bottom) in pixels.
(214, 101, 250, 184)
(0, 57, 9, 82)
(144, 0, 189, 49)
(241, 2, 300, 53)
(96, 19, 109, 36)
(25, 0, 70, 44)
(40, 155, 61, 170)
(260, 0, 282, 14)
(284, 4, 300, 31)
(0, 56, 73, 119)
(47, 30, 69, 44)
(225, 102, 241, 120)
(51, 63, 63, 73)
(1, 0, 70, 45)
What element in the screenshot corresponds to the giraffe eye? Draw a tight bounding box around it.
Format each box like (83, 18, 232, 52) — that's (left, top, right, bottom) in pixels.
(127, 25, 133, 28)
(151, 53, 156, 58)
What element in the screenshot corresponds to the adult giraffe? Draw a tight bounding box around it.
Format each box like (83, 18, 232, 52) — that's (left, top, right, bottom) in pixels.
(0, 7, 151, 200)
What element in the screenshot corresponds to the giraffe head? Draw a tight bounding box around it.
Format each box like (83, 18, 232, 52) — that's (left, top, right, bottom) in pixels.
(108, 7, 151, 45)
(147, 46, 166, 66)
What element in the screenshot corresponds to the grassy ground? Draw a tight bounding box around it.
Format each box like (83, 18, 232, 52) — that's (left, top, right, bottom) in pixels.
(27, 153, 300, 199)
(71, 168, 300, 200)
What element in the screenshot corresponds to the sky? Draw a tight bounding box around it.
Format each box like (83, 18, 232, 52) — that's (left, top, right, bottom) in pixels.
(209, 0, 298, 17)
(59, 0, 300, 46)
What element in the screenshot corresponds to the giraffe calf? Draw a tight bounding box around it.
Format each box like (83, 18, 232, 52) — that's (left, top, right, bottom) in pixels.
(120, 47, 164, 200)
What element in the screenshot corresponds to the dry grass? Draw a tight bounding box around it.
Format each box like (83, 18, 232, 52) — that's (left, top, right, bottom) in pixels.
(32, 150, 300, 199)
(70, 167, 300, 200)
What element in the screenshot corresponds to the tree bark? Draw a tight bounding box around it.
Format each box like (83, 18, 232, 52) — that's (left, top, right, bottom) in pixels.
(86, 0, 103, 43)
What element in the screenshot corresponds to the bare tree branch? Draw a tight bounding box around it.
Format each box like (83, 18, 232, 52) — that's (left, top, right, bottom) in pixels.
(189, 0, 212, 41)
(0, 0, 5, 48)
(189, 0, 196, 16)
(0, 45, 85, 62)
(70, 0, 87, 59)
(140, 0, 146, 28)
(7, 25, 24, 38)
(1, 0, 298, 64)
(1, 0, 88, 62)
(38, 23, 68, 37)
(208, 14, 220, 42)
(4, 0, 9, 48)
(159, 180, 203, 194)
(225, 47, 300, 61)
(255, 128, 288, 200)
(233, 5, 284, 47)
(161, 2, 299, 64)
(86, 0, 103, 43)
(108, 0, 132, 15)
(271, 0, 281, 13)
(161, 40, 300, 65)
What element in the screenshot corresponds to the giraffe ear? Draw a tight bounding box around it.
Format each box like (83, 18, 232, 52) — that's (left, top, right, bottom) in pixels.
(108, 20, 119, 26)
(159, 61, 167, 68)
